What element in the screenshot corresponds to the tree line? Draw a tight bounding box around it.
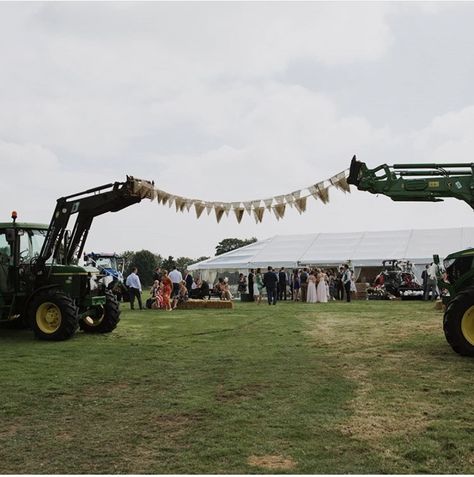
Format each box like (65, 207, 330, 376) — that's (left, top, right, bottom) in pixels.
(122, 237, 257, 285)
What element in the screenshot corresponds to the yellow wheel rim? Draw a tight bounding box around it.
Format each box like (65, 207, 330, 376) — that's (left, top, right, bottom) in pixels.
(461, 305, 474, 346)
(36, 302, 62, 334)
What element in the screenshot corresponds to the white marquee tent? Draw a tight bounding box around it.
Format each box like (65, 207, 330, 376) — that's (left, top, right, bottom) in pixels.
(189, 228, 474, 281)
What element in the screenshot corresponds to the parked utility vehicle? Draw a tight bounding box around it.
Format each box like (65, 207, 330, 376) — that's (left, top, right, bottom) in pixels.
(0, 176, 154, 340)
(348, 156, 474, 356)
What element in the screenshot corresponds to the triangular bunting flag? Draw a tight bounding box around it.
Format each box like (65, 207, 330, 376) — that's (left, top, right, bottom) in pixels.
(234, 207, 245, 224)
(273, 203, 286, 220)
(175, 197, 184, 212)
(253, 206, 265, 223)
(214, 205, 225, 223)
(335, 176, 351, 193)
(243, 201, 252, 216)
(206, 202, 214, 215)
(168, 195, 175, 208)
(161, 192, 170, 206)
(316, 185, 330, 204)
(274, 195, 284, 204)
(185, 199, 194, 211)
(294, 197, 307, 214)
(155, 190, 164, 204)
(291, 190, 301, 200)
(194, 202, 205, 219)
(331, 171, 351, 193)
(223, 203, 232, 217)
(264, 198, 273, 210)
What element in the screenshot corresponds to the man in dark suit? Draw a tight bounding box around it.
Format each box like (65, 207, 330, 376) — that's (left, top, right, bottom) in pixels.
(263, 266, 278, 305)
(183, 270, 194, 294)
(278, 267, 288, 300)
(248, 269, 254, 301)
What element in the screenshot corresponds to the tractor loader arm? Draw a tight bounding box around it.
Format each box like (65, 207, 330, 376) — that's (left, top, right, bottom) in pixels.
(347, 155, 474, 210)
(36, 176, 154, 273)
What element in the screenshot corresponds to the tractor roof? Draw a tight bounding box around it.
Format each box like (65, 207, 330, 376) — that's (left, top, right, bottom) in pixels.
(0, 222, 48, 230)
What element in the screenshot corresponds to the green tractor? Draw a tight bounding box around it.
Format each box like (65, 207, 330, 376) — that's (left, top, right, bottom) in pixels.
(348, 156, 474, 356)
(0, 176, 154, 340)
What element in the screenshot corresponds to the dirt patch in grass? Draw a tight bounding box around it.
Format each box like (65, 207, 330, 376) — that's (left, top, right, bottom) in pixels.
(215, 383, 267, 403)
(152, 412, 203, 435)
(56, 430, 73, 441)
(0, 423, 20, 438)
(305, 314, 441, 445)
(247, 454, 296, 470)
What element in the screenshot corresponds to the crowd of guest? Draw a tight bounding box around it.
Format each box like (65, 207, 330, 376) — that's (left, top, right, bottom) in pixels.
(237, 264, 355, 305)
(125, 263, 356, 312)
(144, 266, 211, 311)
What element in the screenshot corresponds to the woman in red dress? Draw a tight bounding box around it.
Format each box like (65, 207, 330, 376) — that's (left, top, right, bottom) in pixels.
(161, 270, 173, 311)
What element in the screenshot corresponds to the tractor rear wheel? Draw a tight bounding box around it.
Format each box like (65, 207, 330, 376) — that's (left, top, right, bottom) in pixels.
(80, 290, 120, 333)
(29, 290, 79, 341)
(443, 287, 474, 357)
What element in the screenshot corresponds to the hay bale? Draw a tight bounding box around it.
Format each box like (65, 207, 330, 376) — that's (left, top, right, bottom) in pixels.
(176, 299, 234, 310)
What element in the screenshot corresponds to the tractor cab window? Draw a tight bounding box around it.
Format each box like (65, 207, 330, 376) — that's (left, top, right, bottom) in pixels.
(96, 257, 114, 269)
(0, 232, 11, 293)
(0, 232, 11, 258)
(18, 229, 47, 262)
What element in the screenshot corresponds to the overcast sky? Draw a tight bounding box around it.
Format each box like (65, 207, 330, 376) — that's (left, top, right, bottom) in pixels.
(1, 2, 473, 259)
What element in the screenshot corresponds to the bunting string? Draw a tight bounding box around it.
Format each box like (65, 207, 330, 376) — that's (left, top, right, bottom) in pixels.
(147, 169, 350, 223)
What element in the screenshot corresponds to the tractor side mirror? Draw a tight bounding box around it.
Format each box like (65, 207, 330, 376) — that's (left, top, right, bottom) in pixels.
(5, 229, 15, 243)
(433, 254, 440, 265)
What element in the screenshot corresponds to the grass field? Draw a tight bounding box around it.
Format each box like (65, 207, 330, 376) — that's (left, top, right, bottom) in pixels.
(0, 300, 473, 474)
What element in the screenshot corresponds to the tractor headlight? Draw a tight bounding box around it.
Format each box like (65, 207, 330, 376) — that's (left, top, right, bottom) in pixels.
(443, 258, 455, 269)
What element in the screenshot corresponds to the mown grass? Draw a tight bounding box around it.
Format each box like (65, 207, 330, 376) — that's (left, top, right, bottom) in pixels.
(0, 300, 473, 474)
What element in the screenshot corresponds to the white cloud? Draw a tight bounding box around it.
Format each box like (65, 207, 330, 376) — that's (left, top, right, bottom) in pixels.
(0, 2, 471, 258)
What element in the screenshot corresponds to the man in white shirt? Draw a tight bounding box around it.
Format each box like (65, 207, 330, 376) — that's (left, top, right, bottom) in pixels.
(126, 267, 143, 310)
(425, 262, 439, 301)
(169, 267, 183, 298)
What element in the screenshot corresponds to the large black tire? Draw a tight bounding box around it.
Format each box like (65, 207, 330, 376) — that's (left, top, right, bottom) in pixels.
(29, 290, 79, 341)
(80, 290, 120, 334)
(443, 287, 474, 357)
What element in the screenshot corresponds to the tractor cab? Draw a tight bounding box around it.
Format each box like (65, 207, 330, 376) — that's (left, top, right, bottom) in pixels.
(0, 217, 49, 317)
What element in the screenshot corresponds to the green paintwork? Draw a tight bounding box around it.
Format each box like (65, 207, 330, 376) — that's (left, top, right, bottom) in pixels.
(348, 156, 474, 308)
(348, 156, 474, 209)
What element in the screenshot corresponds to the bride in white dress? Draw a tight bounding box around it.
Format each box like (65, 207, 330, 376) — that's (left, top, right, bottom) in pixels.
(316, 270, 328, 303)
(306, 271, 318, 303)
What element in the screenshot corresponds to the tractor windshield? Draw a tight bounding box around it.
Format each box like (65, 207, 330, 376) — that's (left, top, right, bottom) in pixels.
(19, 229, 48, 262)
(95, 256, 118, 270)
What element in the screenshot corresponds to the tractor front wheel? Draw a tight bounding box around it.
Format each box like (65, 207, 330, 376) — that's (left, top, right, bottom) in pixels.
(80, 290, 120, 334)
(29, 290, 79, 341)
(443, 287, 474, 357)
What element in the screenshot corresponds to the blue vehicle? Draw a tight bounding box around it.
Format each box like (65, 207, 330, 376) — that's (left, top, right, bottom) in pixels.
(83, 252, 127, 300)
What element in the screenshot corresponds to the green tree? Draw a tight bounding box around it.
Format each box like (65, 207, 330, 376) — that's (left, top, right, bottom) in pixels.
(121, 250, 135, 276)
(128, 249, 160, 286)
(215, 237, 257, 256)
(161, 255, 176, 273)
(176, 256, 195, 272)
